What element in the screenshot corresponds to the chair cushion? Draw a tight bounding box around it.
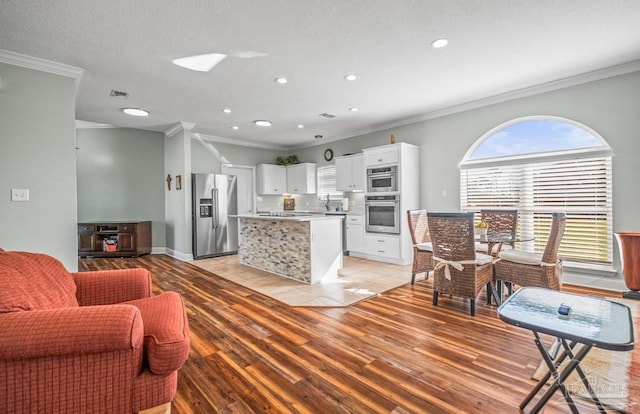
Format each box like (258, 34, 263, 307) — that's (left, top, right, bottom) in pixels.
(475, 242, 514, 255)
(498, 249, 543, 265)
(0, 251, 79, 313)
(476, 253, 494, 266)
(474, 242, 488, 253)
(125, 292, 190, 375)
(416, 242, 433, 252)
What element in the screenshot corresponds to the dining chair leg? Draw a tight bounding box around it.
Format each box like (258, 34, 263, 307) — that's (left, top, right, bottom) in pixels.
(470, 299, 476, 316)
(433, 291, 439, 306)
(411, 273, 416, 285)
(486, 283, 493, 305)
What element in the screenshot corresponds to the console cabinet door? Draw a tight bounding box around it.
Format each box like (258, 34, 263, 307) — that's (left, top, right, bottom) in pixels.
(118, 232, 136, 252)
(78, 225, 96, 252)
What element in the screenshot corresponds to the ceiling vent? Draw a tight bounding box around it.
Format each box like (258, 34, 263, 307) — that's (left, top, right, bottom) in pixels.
(319, 112, 336, 119)
(110, 89, 129, 98)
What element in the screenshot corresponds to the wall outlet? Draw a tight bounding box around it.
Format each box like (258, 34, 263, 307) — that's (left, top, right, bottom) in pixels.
(11, 188, 29, 202)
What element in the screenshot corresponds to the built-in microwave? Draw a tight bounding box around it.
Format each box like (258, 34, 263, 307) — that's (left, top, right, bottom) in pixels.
(366, 165, 397, 193)
(365, 195, 400, 234)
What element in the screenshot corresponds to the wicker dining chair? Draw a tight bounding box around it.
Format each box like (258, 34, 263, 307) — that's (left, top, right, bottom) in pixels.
(475, 209, 519, 256)
(494, 212, 567, 300)
(427, 212, 495, 316)
(407, 209, 434, 284)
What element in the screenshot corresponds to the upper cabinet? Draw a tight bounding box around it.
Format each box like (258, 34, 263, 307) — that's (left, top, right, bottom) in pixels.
(335, 153, 364, 191)
(363, 145, 399, 167)
(256, 164, 287, 195)
(286, 163, 316, 194)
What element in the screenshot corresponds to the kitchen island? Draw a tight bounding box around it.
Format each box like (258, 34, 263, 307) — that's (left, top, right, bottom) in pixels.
(237, 213, 343, 284)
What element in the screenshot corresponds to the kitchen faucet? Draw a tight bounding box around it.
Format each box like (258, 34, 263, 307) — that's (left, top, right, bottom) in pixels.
(325, 193, 330, 211)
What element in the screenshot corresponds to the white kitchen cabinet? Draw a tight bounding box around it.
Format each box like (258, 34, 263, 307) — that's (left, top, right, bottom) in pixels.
(256, 164, 286, 195)
(286, 163, 316, 194)
(345, 214, 364, 253)
(363, 145, 399, 167)
(364, 233, 401, 259)
(335, 153, 364, 191)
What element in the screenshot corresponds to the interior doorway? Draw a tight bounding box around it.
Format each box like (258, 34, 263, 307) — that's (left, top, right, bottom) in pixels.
(221, 164, 255, 216)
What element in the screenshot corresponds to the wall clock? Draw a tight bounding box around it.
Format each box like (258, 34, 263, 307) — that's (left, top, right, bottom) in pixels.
(324, 148, 334, 161)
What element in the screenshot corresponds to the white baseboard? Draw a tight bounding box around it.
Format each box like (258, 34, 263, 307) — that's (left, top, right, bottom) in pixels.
(163, 248, 193, 262)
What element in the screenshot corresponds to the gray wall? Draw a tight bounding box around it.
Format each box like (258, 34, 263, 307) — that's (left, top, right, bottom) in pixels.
(76, 128, 166, 247)
(297, 70, 640, 275)
(0, 63, 78, 271)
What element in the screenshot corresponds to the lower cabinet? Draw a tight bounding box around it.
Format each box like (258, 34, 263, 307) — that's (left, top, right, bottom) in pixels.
(78, 221, 152, 257)
(346, 215, 364, 253)
(364, 233, 401, 259)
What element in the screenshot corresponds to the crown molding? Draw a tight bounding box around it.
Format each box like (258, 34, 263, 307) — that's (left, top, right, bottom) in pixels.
(165, 122, 196, 137)
(373, 59, 640, 133)
(75, 120, 116, 129)
(296, 59, 640, 150)
(0, 49, 83, 89)
(192, 133, 288, 150)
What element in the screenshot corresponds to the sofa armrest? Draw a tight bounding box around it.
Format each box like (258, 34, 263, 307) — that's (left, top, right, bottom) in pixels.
(73, 268, 152, 305)
(0, 305, 143, 360)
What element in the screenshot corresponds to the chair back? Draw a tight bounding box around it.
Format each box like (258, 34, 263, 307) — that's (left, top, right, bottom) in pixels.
(407, 209, 430, 244)
(542, 212, 567, 264)
(480, 209, 518, 241)
(427, 212, 476, 262)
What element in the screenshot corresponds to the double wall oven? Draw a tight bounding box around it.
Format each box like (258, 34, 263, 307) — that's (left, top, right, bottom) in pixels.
(364, 163, 400, 234)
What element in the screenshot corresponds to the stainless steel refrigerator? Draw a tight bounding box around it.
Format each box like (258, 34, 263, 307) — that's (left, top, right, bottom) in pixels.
(192, 173, 238, 259)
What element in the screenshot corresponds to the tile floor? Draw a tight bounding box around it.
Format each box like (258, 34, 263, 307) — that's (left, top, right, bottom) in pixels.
(189, 255, 414, 307)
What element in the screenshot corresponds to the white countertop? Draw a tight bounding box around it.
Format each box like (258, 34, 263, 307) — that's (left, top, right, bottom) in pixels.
(236, 213, 344, 222)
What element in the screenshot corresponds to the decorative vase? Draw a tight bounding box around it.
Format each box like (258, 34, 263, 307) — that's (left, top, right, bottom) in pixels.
(615, 232, 640, 299)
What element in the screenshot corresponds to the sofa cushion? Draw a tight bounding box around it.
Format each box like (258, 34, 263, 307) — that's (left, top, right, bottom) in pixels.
(0, 251, 79, 313)
(126, 292, 190, 375)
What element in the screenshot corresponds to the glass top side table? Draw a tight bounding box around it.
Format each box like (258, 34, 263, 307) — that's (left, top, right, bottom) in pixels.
(498, 287, 634, 413)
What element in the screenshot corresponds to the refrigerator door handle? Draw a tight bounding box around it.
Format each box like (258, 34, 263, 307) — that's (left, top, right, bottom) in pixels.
(212, 188, 219, 228)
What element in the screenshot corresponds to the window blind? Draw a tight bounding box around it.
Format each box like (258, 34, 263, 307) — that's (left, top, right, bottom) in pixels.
(317, 165, 343, 200)
(461, 156, 612, 265)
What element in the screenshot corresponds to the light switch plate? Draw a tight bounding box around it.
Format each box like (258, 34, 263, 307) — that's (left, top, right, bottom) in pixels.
(11, 188, 29, 202)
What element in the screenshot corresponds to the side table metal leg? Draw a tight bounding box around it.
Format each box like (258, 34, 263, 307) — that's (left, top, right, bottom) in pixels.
(531, 342, 592, 414)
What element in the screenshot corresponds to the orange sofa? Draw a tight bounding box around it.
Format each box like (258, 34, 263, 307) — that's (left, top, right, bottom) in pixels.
(0, 250, 190, 414)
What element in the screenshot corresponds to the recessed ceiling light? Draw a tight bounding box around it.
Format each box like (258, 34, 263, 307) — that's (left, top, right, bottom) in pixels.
(344, 74, 357, 81)
(222, 108, 231, 113)
(274, 77, 288, 84)
(349, 107, 359, 112)
(254, 120, 272, 127)
(231, 126, 239, 130)
(297, 124, 304, 129)
(172, 53, 227, 72)
(122, 108, 149, 117)
(431, 38, 449, 48)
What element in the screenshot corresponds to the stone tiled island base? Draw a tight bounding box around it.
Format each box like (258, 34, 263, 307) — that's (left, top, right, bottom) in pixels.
(238, 216, 343, 284)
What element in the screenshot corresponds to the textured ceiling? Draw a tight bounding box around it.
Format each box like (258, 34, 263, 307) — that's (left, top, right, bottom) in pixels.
(1, 0, 640, 149)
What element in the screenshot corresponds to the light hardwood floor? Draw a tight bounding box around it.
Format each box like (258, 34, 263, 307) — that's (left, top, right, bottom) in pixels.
(79, 254, 638, 413)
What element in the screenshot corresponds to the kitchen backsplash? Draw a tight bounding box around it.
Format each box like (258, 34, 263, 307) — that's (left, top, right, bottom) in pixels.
(256, 192, 364, 214)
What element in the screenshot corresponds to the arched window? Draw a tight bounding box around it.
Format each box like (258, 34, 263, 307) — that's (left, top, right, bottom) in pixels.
(460, 116, 613, 268)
